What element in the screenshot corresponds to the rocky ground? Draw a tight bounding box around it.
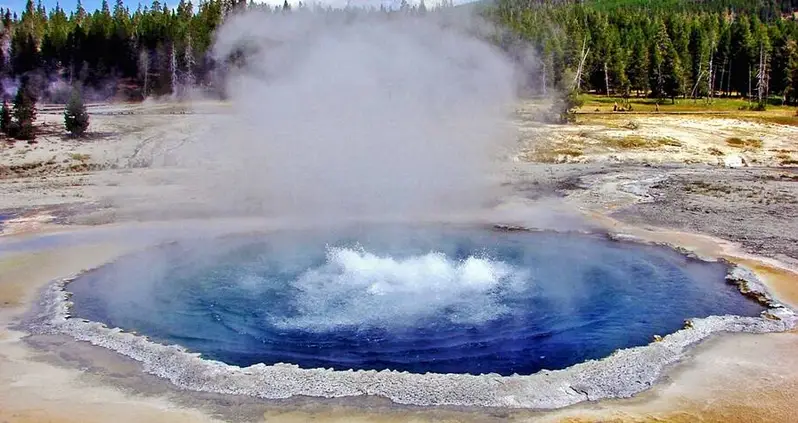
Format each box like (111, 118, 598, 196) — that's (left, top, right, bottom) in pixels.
(2, 102, 798, 264)
(2, 101, 798, 422)
(609, 166, 798, 263)
(516, 100, 798, 167)
(511, 102, 798, 266)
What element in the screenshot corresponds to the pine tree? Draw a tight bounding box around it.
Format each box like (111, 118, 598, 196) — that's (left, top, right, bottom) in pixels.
(666, 15, 691, 95)
(785, 40, 798, 105)
(64, 87, 89, 136)
(649, 26, 666, 100)
(0, 100, 11, 136)
(715, 18, 732, 95)
(74, 0, 87, 26)
(627, 27, 650, 96)
(662, 41, 686, 102)
(688, 22, 709, 98)
(0, 0, 792, 104)
(650, 20, 684, 103)
(12, 77, 37, 141)
(11, 32, 40, 75)
(730, 16, 756, 97)
(551, 87, 583, 124)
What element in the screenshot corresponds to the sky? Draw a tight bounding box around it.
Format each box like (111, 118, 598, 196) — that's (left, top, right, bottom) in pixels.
(1, 0, 467, 16)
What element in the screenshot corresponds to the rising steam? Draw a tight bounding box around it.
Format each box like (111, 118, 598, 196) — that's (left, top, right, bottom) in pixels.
(169, 9, 523, 221)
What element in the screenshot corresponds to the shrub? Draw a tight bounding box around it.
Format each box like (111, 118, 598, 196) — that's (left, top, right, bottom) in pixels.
(0, 100, 11, 136)
(12, 78, 37, 141)
(64, 88, 90, 137)
(551, 88, 583, 124)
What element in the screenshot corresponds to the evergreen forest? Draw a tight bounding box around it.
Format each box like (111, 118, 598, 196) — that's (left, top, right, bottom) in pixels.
(0, 0, 797, 104)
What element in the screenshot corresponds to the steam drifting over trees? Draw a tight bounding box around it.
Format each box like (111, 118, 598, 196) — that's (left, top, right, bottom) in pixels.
(0, 0, 795, 104)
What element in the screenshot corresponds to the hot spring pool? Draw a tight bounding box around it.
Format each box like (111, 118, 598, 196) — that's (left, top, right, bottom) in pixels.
(67, 225, 764, 376)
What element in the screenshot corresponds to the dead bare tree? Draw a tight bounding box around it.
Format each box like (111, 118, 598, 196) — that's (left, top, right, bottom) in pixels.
(574, 35, 589, 91)
(139, 48, 150, 98)
(184, 34, 196, 91)
(756, 41, 768, 106)
(708, 41, 715, 102)
(170, 42, 178, 98)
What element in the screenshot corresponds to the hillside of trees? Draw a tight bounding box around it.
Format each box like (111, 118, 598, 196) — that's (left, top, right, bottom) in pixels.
(0, 0, 797, 104)
(491, 0, 798, 105)
(0, 0, 453, 102)
(584, 0, 798, 15)
(1, 0, 227, 101)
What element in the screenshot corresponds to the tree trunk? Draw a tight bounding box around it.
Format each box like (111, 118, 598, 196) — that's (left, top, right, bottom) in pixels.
(604, 61, 610, 96)
(708, 46, 714, 101)
(758, 44, 765, 104)
(574, 36, 589, 91)
(185, 34, 195, 90)
(719, 56, 727, 96)
(139, 48, 150, 99)
(726, 59, 732, 96)
(541, 62, 547, 96)
(170, 42, 177, 99)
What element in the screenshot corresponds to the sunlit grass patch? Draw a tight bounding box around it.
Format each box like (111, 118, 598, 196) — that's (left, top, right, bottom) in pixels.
(600, 135, 681, 149)
(69, 153, 91, 161)
(579, 94, 796, 114)
(726, 138, 763, 149)
(551, 147, 584, 157)
(707, 147, 724, 156)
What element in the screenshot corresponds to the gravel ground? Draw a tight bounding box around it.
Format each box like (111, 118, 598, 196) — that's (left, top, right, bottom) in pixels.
(501, 162, 798, 265)
(3, 104, 797, 260)
(609, 166, 798, 262)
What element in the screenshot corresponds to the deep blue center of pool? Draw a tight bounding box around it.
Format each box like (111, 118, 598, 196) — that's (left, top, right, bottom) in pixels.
(68, 225, 764, 376)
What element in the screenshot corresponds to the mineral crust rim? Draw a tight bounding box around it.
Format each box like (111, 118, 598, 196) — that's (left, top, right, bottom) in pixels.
(22, 235, 798, 410)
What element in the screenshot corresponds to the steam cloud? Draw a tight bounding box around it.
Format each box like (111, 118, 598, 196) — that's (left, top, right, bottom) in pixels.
(172, 9, 524, 221)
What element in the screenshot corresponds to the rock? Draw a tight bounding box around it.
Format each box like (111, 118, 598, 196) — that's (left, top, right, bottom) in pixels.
(723, 154, 745, 168)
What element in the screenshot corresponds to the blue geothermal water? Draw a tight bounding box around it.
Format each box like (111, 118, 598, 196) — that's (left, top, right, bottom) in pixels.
(68, 225, 764, 376)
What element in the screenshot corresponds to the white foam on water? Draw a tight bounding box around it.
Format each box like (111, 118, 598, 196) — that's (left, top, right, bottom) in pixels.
(270, 247, 528, 331)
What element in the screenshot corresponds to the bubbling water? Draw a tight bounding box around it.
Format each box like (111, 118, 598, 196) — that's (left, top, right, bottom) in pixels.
(68, 226, 765, 376)
(271, 247, 527, 331)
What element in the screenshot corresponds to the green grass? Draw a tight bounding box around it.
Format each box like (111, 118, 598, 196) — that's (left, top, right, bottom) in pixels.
(69, 153, 91, 161)
(776, 151, 798, 165)
(579, 94, 796, 113)
(597, 135, 682, 149)
(751, 115, 798, 127)
(707, 147, 725, 156)
(726, 137, 763, 148)
(551, 147, 584, 157)
(575, 94, 798, 126)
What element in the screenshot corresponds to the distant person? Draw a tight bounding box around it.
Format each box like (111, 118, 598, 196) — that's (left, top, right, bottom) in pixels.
(613, 102, 618, 112)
